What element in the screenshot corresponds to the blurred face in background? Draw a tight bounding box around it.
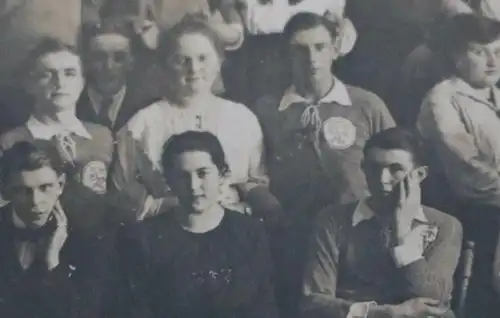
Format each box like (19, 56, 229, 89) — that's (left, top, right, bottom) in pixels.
(453, 38, 500, 88)
(28, 50, 84, 115)
(87, 33, 134, 96)
(166, 32, 221, 98)
(289, 24, 339, 87)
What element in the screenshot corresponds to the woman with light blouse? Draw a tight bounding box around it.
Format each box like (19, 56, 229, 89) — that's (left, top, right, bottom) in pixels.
(111, 14, 282, 226)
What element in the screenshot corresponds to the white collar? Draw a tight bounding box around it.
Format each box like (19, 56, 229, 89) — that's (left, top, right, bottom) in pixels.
(450, 76, 500, 107)
(352, 198, 428, 227)
(26, 113, 92, 140)
(278, 77, 352, 111)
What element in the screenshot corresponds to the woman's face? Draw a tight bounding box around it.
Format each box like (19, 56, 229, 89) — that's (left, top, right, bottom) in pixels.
(167, 33, 221, 96)
(168, 150, 224, 214)
(454, 39, 500, 88)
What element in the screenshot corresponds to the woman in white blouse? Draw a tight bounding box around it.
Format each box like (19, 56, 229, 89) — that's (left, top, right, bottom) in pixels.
(111, 14, 282, 224)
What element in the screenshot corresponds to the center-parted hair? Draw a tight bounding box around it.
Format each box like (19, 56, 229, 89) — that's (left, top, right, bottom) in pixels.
(157, 14, 225, 69)
(161, 131, 230, 178)
(363, 127, 425, 166)
(0, 141, 65, 187)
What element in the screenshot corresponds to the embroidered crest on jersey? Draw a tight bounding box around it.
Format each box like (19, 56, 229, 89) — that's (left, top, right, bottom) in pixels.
(81, 161, 107, 194)
(323, 117, 356, 149)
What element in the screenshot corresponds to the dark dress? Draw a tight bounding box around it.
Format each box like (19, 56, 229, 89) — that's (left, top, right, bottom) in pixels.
(117, 209, 279, 318)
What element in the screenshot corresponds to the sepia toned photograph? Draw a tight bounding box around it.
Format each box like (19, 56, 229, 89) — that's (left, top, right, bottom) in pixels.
(0, 0, 499, 317)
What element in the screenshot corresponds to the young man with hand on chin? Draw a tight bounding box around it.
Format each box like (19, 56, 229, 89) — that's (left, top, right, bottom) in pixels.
(0, 142, 111, 318)
(301, 128, 463, 318)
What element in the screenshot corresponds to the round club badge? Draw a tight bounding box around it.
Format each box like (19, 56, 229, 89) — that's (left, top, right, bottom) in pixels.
(81, 161, 107, 194)
(323, 117, 357, 150)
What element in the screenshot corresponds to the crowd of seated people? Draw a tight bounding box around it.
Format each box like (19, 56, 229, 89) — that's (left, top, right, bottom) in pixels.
(1, 1, 500, 318)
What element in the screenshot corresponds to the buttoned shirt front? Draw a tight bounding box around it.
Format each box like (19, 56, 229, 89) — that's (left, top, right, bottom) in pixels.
(418, 77, 500, 207)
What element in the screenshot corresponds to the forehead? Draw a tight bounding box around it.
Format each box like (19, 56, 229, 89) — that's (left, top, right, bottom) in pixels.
(13, 167, 59, 187)
(364, 147, 415, 166)
(89, 33, 131, 52)
(35, 51, 81, 72)
(469, 38, 500, 49)
(176, 32, 218, 55)
(290, 25, 333, 45)
(173, 151, 216, 170)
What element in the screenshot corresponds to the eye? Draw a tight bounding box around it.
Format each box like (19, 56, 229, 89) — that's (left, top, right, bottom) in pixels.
(469, 47, 485, 56)
(114, 51, 129, 63)
(314, 43, 326, 51)
(64, 68, 78, 77)
(198, 54, 207, 62)
(197, 170, 208, 179)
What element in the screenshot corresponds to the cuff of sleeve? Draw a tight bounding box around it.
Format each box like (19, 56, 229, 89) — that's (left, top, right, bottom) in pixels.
(347, 301, 377, 318)
(392, 243, 423, 267)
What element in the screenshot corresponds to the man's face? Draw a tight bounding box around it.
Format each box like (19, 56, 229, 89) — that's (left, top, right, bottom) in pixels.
(87, 33, 133, 96)
(29, 51, 85, 114)
(289, 25, 339, 84)
(362, 147, 416, 199)
(454, 39, 500, 88)
(8, 167, 65, 228)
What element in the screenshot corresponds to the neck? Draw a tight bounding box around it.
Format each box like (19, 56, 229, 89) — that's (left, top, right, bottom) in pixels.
(91, 82, 125, 98)
(177, 204, 225, 233)
(172, 91, 213, 108)
(295, 74, 334, 102)
(33, 108, 74, 125)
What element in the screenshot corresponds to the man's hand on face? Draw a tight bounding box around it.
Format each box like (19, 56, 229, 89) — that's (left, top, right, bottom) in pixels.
(390, 170, 422, 246)
(392, 297, 447, 318)
(44, 201, 68, 271)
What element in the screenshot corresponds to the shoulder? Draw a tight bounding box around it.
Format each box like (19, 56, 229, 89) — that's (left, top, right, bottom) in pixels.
(423, 79, 457, 105)
(253, 93, 282, 116)
(422, 205, 463, 239)
(83, 122, 112, 138)
(0, 125, 31, 150)
(124, 101, 165, 135)
(345, 84, 388, 112)
(313, 201, 358, 234)
(215, 97, 257, 119)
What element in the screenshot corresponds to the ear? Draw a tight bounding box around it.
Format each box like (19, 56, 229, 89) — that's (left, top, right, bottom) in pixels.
(415, 166, 428, 183)
(57, 173, 67, 194)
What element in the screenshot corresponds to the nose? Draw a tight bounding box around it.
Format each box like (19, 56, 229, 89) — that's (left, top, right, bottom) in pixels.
(186, 58, 202, 75)
(485, 50, 498, 68)
(189, 174, 202, 192)
(104, 55, 117, 71)
(380, 168, 393, 190)
(52, 72, 63, 89)
(31, 189, 46, 208)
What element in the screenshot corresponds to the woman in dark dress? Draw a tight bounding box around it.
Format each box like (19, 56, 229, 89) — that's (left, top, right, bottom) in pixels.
(117, 130, 279, 318)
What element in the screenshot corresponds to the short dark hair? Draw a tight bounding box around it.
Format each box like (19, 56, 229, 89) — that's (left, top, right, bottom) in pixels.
(363, 127, 425, 166)
(82, 17, 137, 54)
(0, 141, 65, 187)
(21, 38, 81, 81)
(157, 14, 225, 69)
(161, 131, 230, 179)
(429, 13, 500, 57)
(283, 12, 342, 44)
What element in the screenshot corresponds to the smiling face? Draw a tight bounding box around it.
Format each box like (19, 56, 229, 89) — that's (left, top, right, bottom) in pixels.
(28, 50, 85, 114)
(166, 32, 221, 97)
(8, 167, 65, 228)
(454, 38, 500, 88)
(289, 24, 339, 86)
(168, 150, 224, 214)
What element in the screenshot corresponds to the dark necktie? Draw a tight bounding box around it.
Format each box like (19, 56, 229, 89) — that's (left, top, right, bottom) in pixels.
(97, 97, 114, 129)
